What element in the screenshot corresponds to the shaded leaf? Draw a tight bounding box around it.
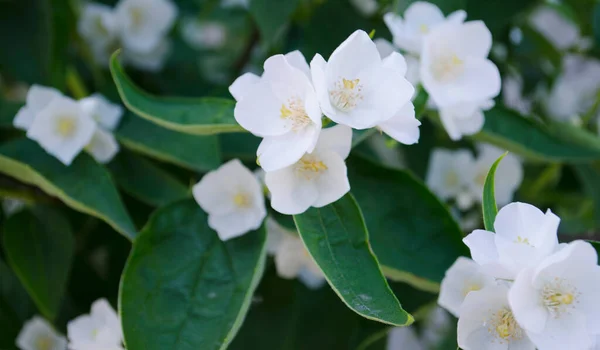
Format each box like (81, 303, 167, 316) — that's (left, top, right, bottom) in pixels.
(249, 0, 299, 45)
(0, 260, 36, 350)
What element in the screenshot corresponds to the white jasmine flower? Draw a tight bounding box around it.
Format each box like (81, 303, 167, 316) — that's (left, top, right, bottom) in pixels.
(421, 307, 453, 348)
(310, 30, 414, 129)
(67, 299, 123, 350)
(122, 39, 172, 72)
(232, 52, 322, 172)
(265, 125, 352, 215)
(438, 257, 496, 317)
(180, 18, 227, 50)
(79, 94, 123, 131)
(13, 85, 62, 130)
(85, 128, 120, 164)
(77, 3, 118, 52)
(27, 96, 97, 166)
(420, 20, 501, 108)
(458, 285, 535, 350)
(463, 202, 560, 280)
(17, 316, 67, 350)
(529, 6, 580, 51)
(387, 326, 424, 350)
(378, 101, 421, 145)
(438, 99, 493, 141)
(503, 74, 532, 115)
(425, 148, 474, 203)
(509, 240, 600, 350)
(193, 159, 266, 241)
(350, 0, 378, 17)
(383, 2, 466, 55)
(115, 0, 177, 54)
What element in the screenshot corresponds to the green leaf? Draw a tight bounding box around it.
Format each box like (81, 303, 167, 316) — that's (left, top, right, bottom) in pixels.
(0, 100, 21, 129)
(474, 107, 600, 162)
(466, 0, 537, 35)
(0, 260, 36, 350)
(116, 114, 222, 172)
(348, 156, 467, 291)
(108, 151, 190, 207)
(219, 133, 261, 162)
(573, 163, 600, 227)
(110, 51, 243, 135)
(293, 193, 413, 326)
(2, 207, 74, 320)
(120, 200, 267, 350)
(482, 153, 507, 232)
(0, 138, 136, 240)
(593, 3, 600, 46)
(249, 0, 299, 45)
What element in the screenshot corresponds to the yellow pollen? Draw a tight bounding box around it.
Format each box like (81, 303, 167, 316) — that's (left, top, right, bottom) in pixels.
(295, 156, 328, 180)
(35, 336, 52, 350)
(342, 78, 360, 89)
(233, 193, 251, 207)
(550, 293, 574, 305)
(130, 7, 144, 28)
(514, 236, 531, 245)
(280, 98, 311, 131)
(431, 53, 465, 82)
(542, 279, 578, 316)
(489, 308, 522, 342)
(330, 77, 363, 112)
(419, 24, 429, 33)
(463, 283, 481, 296)
(56, 116, 76, 137)
(445, 172, 459, 187)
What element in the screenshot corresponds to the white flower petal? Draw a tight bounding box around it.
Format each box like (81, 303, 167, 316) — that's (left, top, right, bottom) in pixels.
(122, 39, 172, 72)
(379, 103, 421, 145)
(208, 208, 265, 241)
(79, 94, 124, 131)
(229, 72, 260, 102)
(85, 128, 120, 164)
(327, 30, 381, 79)
(374, 38, 396, 59)
(313, 124, 353, 159)
(313, 152, 350, 207)
(284, 50, 311, 77)
(257, 125, 320, 172)
(526, 311, 591, 350)
(508, 268, 549, 334)
(233, 81, 291, 137)
(18, 316, 67, 350)
(266, 166, 319, 215)
(382, 51, 407, 76)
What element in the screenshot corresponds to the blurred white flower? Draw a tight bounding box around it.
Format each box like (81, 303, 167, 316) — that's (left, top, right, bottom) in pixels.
(426, 148, 474, 204)
(374, 38, 396, 58)
(350, 0, 378, 17)
(509, 240, 600, 350)
(220, 0, 248, 8)
(17, 316, 67, 350)
(420, 307, 453, 348)
(181, 18, 227, 50)
(13, 85, 61, 130)
(79, 94, 123, 163)
(438, 257, 496, 317)
(27, 95, 97, 166)
(502, 74, 532, 115)
(193, 159, 266, 241)
(310, 30, 414, 129)
(78, 3, 118, 53)
(2, 198, 25, 216)
(438, 99, 493, 141)
(122, 39, 172, 72)
(529, 6, 580, 51)
(458, 285, 535, 350)
(115, 0, 177, 54)
(374, 38, 421, 89)
(265, 125, 351, 215)
(266, 218, 325, 289)
(383, 1, 466, 55)
(85, 128, 120, 164)
(463, 202, 560, 280)
(67, 299, 123, 350)
(232, 52, 322, 172)
(387, 326, 424, 350)
(420, 20, 500, 109)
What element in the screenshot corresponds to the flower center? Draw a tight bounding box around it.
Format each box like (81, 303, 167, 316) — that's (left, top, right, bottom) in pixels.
(329, 78, 363, 112)
(430, 53, 464, 82)
(55, 116, 77, 137)
(419, 24, 429, 33)
(129, 7, 144, 29)
(488, 308, 523, 343)
(462, 283, 482, 297)
(445, 171, 459, 187)
(233, 193, 252, 208)
(543, 280, 578, 317)
(514, 236, 532, 246)
(294, 155, 328, 180)
(35, 335, 53, 350)
(280, 97, 311, 131)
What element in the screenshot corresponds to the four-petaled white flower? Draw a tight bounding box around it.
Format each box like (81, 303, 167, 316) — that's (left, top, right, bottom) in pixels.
(77, 2, 118, 62)
(384, 1, 466, 55)
(114, 0, 178, 54)
(27, 95, 97, 166)
(79, 94, 124, 163)
(458, 285, 535, 350)
(438, 257, 496, 317)
(509, 240, 600, 350)
(463, 202, 560, 280)
(16, 316, 67, 350)
(193, 159, 266, 241)
(420, 20, 500, 109)
(266, 218, 325, 289)
(426, 148, 474, 205)
(311, 30, 414, 130)
(14, 85, 62, 130)
(67, 299, 124, 350)
(265, 125, 352, 215)
(232, 52, 322, 172)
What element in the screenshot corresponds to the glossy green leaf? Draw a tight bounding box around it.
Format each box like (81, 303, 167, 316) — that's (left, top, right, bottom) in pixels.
(108, 151, 189, 207)
(110, 51, 243, 135)
(293, 193, 413, 326)
(120, 200, 267, 350)
(249, 0, 299, 45)
(116, 114, 221, 172)
(482, 153, 507, 232)
(474, 107, 600, 162)
(3, 207, 74, 320)
(348, 156, 467, 291)
(0, 260, 36, 350)
(219, 133, 261, 162)
(0, 138, 136, 240)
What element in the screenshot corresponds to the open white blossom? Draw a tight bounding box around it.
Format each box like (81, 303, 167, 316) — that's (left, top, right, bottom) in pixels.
(67, 299, 123, 350)
(181, 18, 227, 50)
(463, 202, 560, 280)
(265, 125, 351, 215)
(383, 2, 466, 55)
(529, 6, 583, 51)
(438, 257, 496, 317)
(350, 0, 378, 17)
(122, 39, 172, 72)
(79, 94, 123, 163)
(420, 20, 501, 109)
(503, 74, 532, 115)
(17, 316, 67, 350)
(78, 3, 118, 53)
(27, 96, 97, 166)
(426, 149, 474, 204)
(232, 52, 321, 172)
(509, 240, 600, 350)
(115, 0, 177, 54)
(13, 85, 61, 130)
(438, 99, 493, 141)
(310, 30, 414, 129)
(193, 159, 266, 241)
(458, 285, 535, 350)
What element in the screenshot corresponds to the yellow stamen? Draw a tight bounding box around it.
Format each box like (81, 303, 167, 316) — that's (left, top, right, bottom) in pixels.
(233, 193, 251, 208)
(330, 78, 363, 112)
(514, 236, 531, 245)
(35, 336, 52, 350)
(488, 308, 523, 342)
(280, 97, 311, 131)
(419, 24, 429, 33)
(295, 156, 328, 180)
(56, 117, 76, 137)
(130, 7, 144, 28)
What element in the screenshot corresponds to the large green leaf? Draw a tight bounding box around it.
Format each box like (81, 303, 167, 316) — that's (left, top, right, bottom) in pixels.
(120, 200, 267, 350)
(220, 133, 261, 162)
(116, 114, 221, 172)
(482, 153, 507, 232)
(110, 51, 243, 135)
(249, 0, 299, 45)
(0, 260, 36, 350)
(108, 151, 190, 207)
(3, 207, 74, 320)
(466, 0, 537, 35)
(348, 156, 467, 291)
(474, 107, 600, 162)
(293, 193, 413, 326)
(0, 138, 136, 240)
